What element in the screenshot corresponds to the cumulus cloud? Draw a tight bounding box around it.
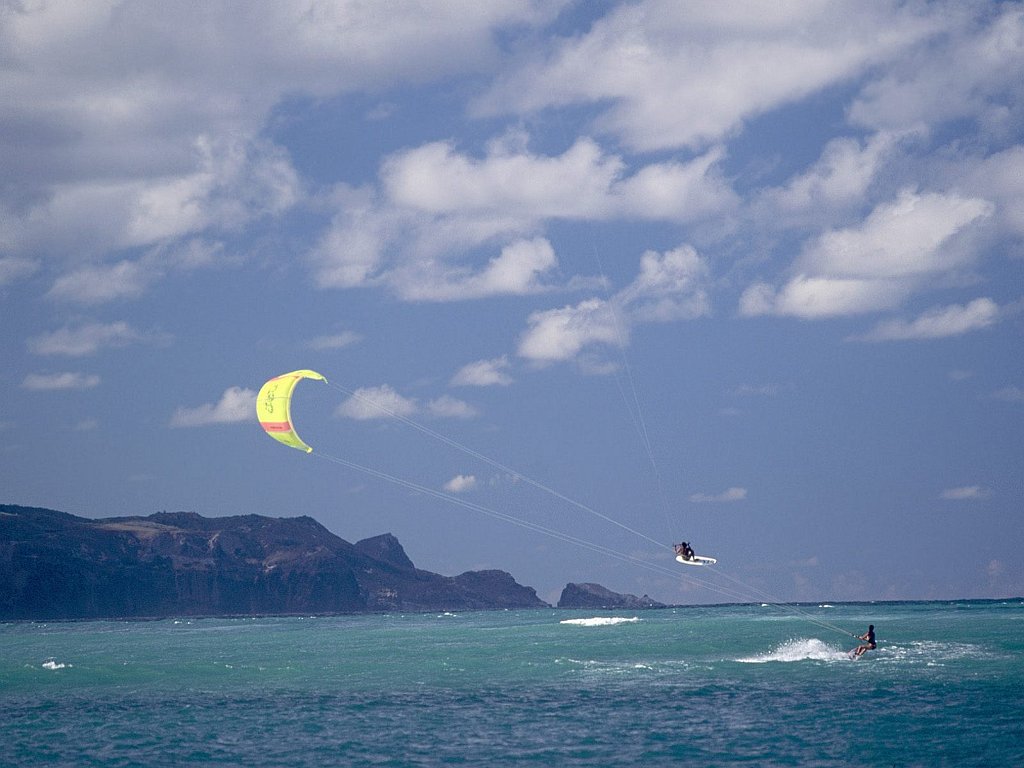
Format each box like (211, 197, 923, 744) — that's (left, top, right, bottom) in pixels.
(961, 145, 1024, 239)
(443, 474, 477, 493)
(311, 136, 735, 300)
(334, 386, 477, 421)
(757, 130, 918, 225)
(27, 322, 162, 357)
(47, 260, 153, 304)
(1, 1, 562, 295)
(689, 487, 747, 503)
(741, 189, 994, 318)
(851, 298, 999, 341)
(307, 331, 362, 350)
(992, 386, 1024, 403)
(474, 1, 939, 151)
(451, 356, 513, 387)
(518, 245, 711, 365)
(170, 386, 256, 427)
(797, 190, 993, 280)
(849, 5, 1024, 133)
(940, 485, 991, 500)
(395, 237, 559, 302)
(22, 372, 101, 391)
(518, 298, 623, 365)
(0, 257, 39, 286)
(733, 383, 781, 397)
(336, 385, 418, 421)
(427, 396, 478, 420)
(617, 245, 711, 322)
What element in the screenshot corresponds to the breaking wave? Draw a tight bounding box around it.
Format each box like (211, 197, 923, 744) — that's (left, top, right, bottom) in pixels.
(559, 617, 641, 627)
(736, 638, 848, 663)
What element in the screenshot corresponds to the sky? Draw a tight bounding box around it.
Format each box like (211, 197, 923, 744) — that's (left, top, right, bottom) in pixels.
(2, 0, 1022, 606)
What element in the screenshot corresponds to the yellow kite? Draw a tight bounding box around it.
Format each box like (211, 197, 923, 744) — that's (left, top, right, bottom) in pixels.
(256, 369, 327, 453)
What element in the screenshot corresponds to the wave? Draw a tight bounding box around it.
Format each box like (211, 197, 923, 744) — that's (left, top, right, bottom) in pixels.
(559, 617, 641, 627)
(41, 658, 71, 670)
(736, 638, 848, 663)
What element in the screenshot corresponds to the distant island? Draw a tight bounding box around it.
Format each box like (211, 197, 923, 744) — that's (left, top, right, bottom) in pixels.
(557, 582, 666, 609)
(0, 505, 667, 620)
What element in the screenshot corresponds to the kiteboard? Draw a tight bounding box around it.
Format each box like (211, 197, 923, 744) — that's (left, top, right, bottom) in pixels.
(675, 554, 717, 566)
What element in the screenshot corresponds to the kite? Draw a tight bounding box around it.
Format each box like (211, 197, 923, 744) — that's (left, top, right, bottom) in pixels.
(256, 369, 327, 453)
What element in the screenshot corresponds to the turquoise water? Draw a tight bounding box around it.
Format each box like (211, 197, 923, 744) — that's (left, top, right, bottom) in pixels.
(2, 601, 1022, 766)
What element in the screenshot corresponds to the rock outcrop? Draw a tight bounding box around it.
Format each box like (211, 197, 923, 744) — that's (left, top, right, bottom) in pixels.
(557, 582, 667, 609)
(0, 505, 548, 620)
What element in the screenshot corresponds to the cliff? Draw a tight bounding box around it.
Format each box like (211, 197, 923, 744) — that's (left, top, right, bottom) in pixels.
(557, 582, 667, 609)
(0, 505, 548, 620)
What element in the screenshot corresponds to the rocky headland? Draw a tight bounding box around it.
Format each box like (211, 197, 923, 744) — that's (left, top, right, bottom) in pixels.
(1, 505, 671, 620)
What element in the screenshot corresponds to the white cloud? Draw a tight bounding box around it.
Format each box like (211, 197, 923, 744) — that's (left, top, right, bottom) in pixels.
(2, 1, 563, 295)
(518, 298, 622, 365)
(992, 386, 1024, 403)
(22, 372, 101, 391)
(307, 331, 362, 350)
(475, 0, 939, 151)
(741, 275, 907, 319)
(47, 260, 152, 304)
(733, 384, 781, 397)
(381, 135, 736, 226)
(0, 257, 39, 286)
(443, 474, 477, 493)
(427, 396, 478, 420)
(311, 137, 734, 300)
(940, 486, 991, 501)
(8, 135, 301, 265)
(394, 237, 559, 302)
(518, 244, 712, 365)
(689, 487, 747, 503)
(758, 130, 918, 224)
(849, 5, 1024, 133)
(45, 239, 226, 305)
(852, 298, 999, 342)
(383, 135, 622, 219)
(336, 385, 418, 421)
(28, 322, 158, 357)
(962, 145, 1024, 239)
(170, 386, 256, 427)
(617, 245, 711, 322)
(334, 386, 475, 421)
(742, 190, 994, 318)
(451, 356, 513, 387)
(798, 190, 993, 280)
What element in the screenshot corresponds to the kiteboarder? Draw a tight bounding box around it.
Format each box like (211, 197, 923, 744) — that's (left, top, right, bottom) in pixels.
(674, 542, 695, 561)
(852, 624, 876, 658)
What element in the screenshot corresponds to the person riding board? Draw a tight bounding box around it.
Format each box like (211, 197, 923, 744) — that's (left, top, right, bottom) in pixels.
(852, 624, 876, 658)
(674, 542, 695, 561)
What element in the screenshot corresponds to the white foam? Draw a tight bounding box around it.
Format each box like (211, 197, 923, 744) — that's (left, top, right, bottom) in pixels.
(736, 638, 847, 663)
(559, 616, 641, 627)
(42, 659, 70, 670)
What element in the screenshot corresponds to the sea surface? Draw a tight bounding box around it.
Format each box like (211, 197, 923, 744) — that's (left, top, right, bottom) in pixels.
(2, 600, 1022, 766)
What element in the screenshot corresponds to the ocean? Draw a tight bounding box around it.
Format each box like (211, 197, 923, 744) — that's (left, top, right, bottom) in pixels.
(2, 600, 1022, 766)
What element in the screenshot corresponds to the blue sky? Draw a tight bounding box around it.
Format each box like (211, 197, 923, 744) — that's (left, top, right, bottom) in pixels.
(2, 1, 1022, 605)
